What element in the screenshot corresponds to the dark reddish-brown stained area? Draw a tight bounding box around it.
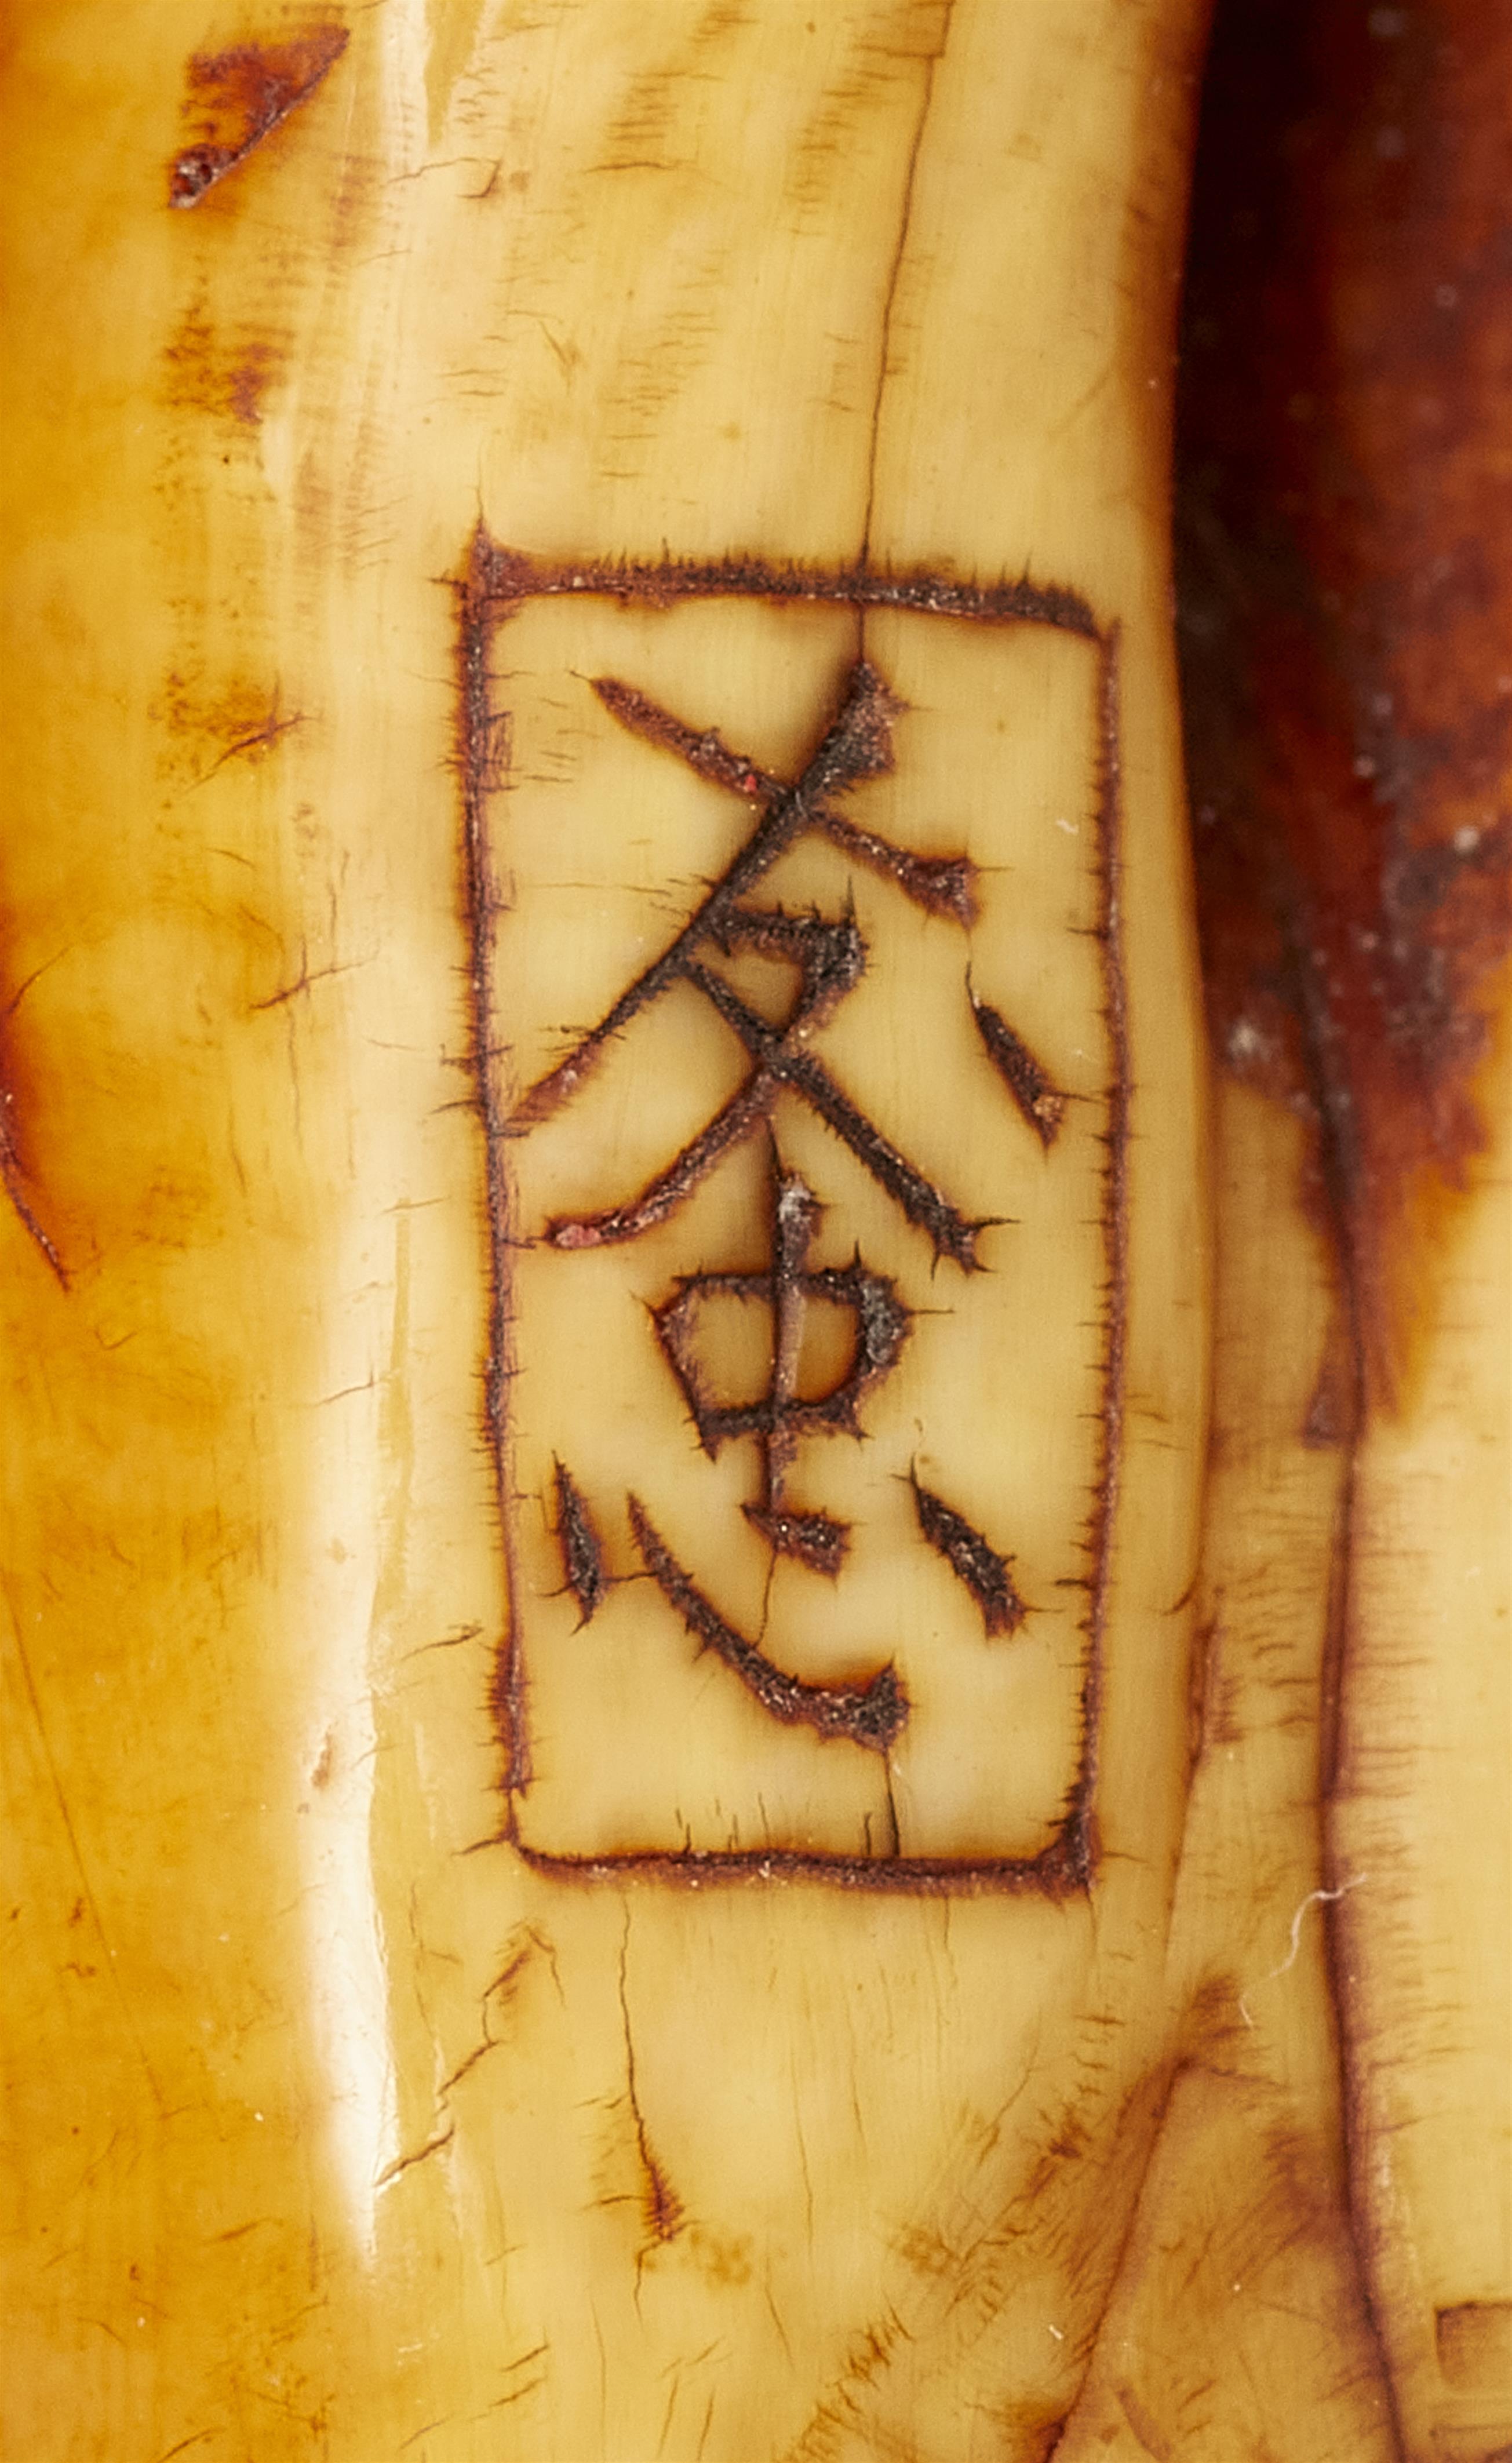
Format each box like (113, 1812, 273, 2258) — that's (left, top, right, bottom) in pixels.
(1176, 15, 1507, 2452)
(1176, 0, 1511, 1413)
(168, 26, 349, 207)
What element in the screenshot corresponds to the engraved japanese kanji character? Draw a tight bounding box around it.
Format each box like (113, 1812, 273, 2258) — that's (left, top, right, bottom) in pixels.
(514, 658, 1027, 1265)
(533, 655, 1046, 1751)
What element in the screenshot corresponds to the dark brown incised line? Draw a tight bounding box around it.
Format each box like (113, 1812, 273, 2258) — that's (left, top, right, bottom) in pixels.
(552, 1458, 607, 1626)
(764, 1168, 821, 1529)
(455, 549, 529, 1791)
(469, 537, 1098, 639)
(1061, 625, 1130, 1888)
(909, 1468, 1027, 1638)
(698, 1212, 912, 1445)
(742, 1500, 851, 1580)
(548, 1066, 773, 1253)
(628, 1495, 909, 1757)
(512, 1835, 1087, 1898)
(970, 986, 1067, 1149)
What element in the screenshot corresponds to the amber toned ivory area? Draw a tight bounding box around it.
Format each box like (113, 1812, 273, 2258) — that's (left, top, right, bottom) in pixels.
(2, 5, 1507, 2461)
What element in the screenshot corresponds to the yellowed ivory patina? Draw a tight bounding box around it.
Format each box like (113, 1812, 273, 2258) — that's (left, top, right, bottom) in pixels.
(2, 5, 1506, 2460)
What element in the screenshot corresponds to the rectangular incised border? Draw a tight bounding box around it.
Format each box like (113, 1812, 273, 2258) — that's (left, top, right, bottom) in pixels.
(456, 531, 1128, 1896)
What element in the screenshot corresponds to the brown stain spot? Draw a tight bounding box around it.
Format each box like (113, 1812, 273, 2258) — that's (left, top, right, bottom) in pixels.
(786, 2, 951, 227)
(592, 0, 763, 185)
(1058, 2063, 1402, 2460)
(1437, 2301, 1512, 2395)
(163, 299, 285, 429)
(438, 1926, 559, 2098)
(169, 27, 349, 207)
(1185, 1613, 1219, 1772)
(1302, 1303, 1357, 1449)
(1177, 0, 1512, 1411)
(614, 1925, 684, 2257)
(688, 2225, 752, 2287)
(227, 346, 275, 427)
(1117, 2382, 1174, 2462)
(640, 2144, 684, 2247)
(894, 2220, 963, 2281)
(154, 673, 303, 785)
(1179, 1971, 1254, 2063)
(424, 0, 490, 150)
(485, 1925, 552, 2014)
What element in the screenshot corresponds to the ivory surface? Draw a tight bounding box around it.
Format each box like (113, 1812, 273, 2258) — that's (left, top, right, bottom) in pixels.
(2, 6, 1506, 2461)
